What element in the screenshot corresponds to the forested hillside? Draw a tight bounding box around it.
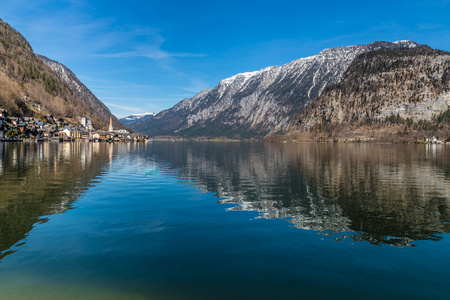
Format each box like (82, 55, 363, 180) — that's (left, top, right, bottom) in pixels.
(38, 55, 126, 130)
(0, 18, 114, 130)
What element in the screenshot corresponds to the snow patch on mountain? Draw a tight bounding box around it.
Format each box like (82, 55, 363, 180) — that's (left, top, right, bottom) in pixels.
(120, 112, 156, 125)
(393, 40, 420, 48)
(122, 112, 156, 121)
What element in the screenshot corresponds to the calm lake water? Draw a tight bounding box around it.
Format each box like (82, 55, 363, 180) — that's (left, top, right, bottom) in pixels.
(0, 141, 449, 299)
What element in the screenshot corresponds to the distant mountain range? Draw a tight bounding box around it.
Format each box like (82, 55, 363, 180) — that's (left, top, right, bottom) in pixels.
(3, 14, 448, 142)
(119, 112, 155, 126)
(129, 40, 449, 141)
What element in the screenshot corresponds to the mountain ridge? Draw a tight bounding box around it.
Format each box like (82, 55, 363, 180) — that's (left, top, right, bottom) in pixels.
(37, 55, 126, 130)
(131, 41, 422, 138)
(278, 45, 450, 142)
(0, 18, 121, 130)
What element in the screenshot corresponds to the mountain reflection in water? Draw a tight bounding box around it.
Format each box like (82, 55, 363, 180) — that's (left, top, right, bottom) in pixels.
(0, 142, 127, 259)
(149, 142, 450, 247)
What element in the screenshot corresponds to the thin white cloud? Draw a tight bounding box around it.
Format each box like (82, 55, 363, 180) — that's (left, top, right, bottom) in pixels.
(98, 50, 206, 59)
(103, 97, 155, 101)
(417, 23, 443, 30)
(1, 1, 205, 62)
(80, 75, 208, 95)
(102, 96, 185, 103)
(95, 49, 206, 59)
(104, 102, 145, 112)
(103, 102, 163, 118)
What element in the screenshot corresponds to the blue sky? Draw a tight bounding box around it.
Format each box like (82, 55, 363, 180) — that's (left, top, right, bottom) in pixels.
(1, 0, 450, 118)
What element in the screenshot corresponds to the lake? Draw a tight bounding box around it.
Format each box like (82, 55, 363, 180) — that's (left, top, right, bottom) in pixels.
(0, 141, 449, 299)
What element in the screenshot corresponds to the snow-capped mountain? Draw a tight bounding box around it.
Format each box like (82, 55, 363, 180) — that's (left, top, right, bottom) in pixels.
(287, 44, 450, 142)
(131, 41, 419, 138)
(120, 113, 156, 125)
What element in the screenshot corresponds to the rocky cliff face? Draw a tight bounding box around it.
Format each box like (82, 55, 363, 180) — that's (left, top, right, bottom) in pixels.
(286, 45, 450, 142)
(132, 41, 419, 138)
(38, 55, 125, 129)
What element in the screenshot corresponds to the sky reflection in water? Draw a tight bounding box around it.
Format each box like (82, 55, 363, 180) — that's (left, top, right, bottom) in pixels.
(0, 142, 449, 299)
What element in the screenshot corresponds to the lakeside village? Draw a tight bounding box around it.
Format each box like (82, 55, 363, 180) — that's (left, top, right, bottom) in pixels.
(0, 109, 148, 143)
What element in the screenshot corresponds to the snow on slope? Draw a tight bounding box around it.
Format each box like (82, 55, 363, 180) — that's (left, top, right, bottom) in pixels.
(120, 113, 156, 125)
(133, 41, 419, 137)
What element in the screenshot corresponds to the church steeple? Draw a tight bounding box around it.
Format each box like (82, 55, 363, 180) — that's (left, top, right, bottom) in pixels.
(108, 116, 114, 132)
